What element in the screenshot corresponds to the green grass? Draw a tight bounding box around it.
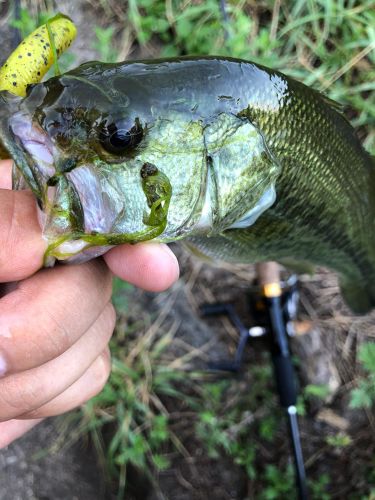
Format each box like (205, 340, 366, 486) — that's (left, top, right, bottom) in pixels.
(77, 279, 191, 497)
(349, 342, 375, 409)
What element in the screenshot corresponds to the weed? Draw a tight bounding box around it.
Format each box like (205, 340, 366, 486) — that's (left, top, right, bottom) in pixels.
(92, 26, 119, 62)
(77, 283, 194, 497)
(193, 364, 281, 483)
(304, 384, 332, 400)
(309, 473, 331, 500)
(296, 383, 331, 416)
(111, 278, 133, 316)
(350, 342, 375, 409)
(10, 7, 50, 39)
(326, 432, 352, 448)
(260, 464, 296, 499)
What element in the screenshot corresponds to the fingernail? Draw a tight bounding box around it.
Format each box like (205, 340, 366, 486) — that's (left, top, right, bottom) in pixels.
(159, 243, 173, 256)
(0, 353, 7, 377)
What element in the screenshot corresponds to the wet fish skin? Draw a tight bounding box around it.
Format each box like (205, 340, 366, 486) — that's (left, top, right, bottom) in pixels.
(0, 56, 374, 313)
(189, 58, 375, 313)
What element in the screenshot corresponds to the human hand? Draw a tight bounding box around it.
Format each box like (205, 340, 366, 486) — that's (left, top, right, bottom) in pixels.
(0, 160, 179, 447)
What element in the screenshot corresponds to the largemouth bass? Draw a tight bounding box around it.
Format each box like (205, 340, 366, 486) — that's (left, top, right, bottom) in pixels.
(0, 57, 374, 313)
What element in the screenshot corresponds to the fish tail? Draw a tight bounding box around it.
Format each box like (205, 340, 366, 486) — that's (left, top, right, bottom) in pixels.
(342, 156, 375, 314)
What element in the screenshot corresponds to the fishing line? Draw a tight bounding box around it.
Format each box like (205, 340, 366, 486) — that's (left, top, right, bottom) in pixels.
(13, 0, 22, 48)
(219, 0, 230, 42)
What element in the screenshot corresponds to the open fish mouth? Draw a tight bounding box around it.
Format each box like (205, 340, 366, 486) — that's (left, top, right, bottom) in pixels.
(10, 111, 56, 189)
(8, 111, 174, 265)
(10, 113, 131, 239)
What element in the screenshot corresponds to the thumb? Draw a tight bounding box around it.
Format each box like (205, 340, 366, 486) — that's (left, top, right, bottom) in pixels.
(0, 188, 46, 282)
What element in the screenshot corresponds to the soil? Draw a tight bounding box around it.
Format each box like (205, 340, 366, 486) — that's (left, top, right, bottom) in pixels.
(119, 246, 375, 499)
(0, 418, 105, 500)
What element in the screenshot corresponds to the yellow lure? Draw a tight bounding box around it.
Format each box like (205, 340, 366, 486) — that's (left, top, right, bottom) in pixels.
(0, 13, 77, 97)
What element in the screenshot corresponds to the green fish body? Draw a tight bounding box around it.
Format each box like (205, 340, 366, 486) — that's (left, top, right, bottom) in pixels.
(0, 57, 374, 312)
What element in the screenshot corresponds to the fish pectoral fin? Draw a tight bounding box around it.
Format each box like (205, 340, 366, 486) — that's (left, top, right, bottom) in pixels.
(277, 258, 315, 276)
(182, 240, 215, 263)
(227, 185, 276, 229)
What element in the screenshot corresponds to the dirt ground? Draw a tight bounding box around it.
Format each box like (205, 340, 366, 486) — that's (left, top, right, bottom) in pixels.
(118, 246, 375, 499)
(0, 418, 106, 500)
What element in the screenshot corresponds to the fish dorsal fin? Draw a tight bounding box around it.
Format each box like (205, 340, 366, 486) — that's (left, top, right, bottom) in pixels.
(317, 91, 354, 126)
(319, 93, 345, 114)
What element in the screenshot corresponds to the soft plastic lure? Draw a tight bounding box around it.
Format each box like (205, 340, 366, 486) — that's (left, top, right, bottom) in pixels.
(0, 13, 76, 97)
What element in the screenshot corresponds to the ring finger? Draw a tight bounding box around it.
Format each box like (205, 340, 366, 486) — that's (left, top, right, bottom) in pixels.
(19, 347, 111, 419)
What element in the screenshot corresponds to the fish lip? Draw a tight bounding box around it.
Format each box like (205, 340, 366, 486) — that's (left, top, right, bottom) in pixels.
(9, 111, 56, 183)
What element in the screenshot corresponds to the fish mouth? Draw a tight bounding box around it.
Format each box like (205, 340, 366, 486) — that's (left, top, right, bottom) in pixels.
(44, 162, 172, 265)
(10, 113, 55, 175)
(8, 110, 56, 202)
(9, 117, 120, 258)
(8, 112, 173, 263)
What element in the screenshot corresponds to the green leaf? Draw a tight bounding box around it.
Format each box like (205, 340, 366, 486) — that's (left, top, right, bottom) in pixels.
(304, 384, 331, 400)
(153, 454, 170, 470)
(326, 432, 352, 447)
(358, 342, 375, 373)
(349, 382, 375, 409)
(259, 415, 277, 441)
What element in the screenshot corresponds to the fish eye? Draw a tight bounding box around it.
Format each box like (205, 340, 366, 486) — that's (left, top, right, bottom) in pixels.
(100, 118, 143, 155)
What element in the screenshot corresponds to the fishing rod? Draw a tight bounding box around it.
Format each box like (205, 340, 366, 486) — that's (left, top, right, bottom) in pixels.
(201, 262, 309, 499)
(256, 262, 308, 499)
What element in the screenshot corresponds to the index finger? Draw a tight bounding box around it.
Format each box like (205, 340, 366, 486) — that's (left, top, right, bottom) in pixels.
(0, 188, 46, 282)
(0, 159, 46, 281)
